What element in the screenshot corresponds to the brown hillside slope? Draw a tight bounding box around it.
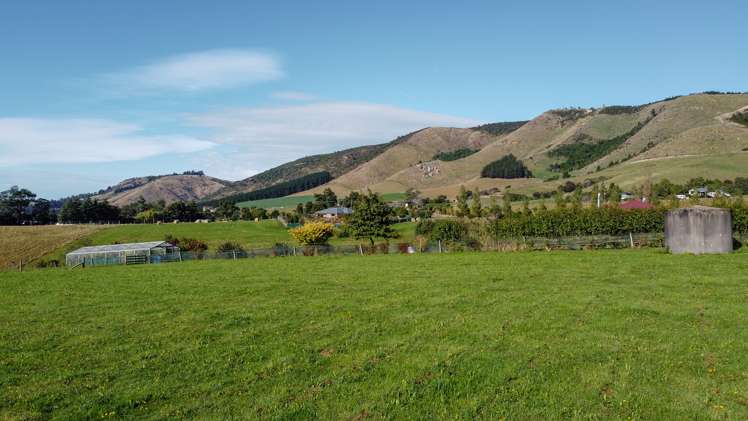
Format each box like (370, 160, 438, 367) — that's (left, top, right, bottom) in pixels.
(95, 175, 230, 206)
(301, 93, 748, 198)
(303, 127, 510, 195)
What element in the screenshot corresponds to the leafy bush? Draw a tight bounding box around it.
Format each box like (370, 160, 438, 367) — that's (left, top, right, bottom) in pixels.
(216, 242, 245, 253)
(290, 222, 335, 245)
(419, 220, 469, 242)
(165, 235, 208, 252)
(481, 154, 533, 179)
(179, 238, 208, 253)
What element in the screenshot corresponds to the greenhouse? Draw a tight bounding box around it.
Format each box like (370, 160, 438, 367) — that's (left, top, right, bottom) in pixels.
(65, 241, 180, 267)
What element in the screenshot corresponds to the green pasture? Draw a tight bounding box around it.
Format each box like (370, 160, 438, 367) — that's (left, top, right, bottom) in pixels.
(2, 250, 748, 419)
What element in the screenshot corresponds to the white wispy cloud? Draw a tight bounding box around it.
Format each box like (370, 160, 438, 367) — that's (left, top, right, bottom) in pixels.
(103, 49, 283, 93)
(271, 90, 318, 101)
(190, 101, 480, 146)
(187, 101, 481, 179)
(0, 118, 215, 166)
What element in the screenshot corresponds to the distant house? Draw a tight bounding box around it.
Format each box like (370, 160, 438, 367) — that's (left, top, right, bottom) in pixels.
(620, 199, 653, 210)
(314, 207, 353, 219)
(688, 187, 710, 197)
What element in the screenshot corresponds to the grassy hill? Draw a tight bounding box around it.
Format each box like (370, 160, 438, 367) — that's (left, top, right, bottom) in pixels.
(86, 92, 748, 205)
(300, 93, 748, 199)
(94, 174, 231, 206)
(3, 250, 748, 418)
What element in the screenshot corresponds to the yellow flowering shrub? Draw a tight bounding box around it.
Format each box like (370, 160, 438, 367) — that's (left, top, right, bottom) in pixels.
(289, 222, 335, 245)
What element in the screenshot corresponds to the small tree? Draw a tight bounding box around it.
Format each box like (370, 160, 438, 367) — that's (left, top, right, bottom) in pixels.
(470, 188, 483, 218)
(348, 191, 396, 245)
(501, 192, 513, 217)
(216, 201, 239, 220)
(135, 209, 159, 224)
(290, 222, 335, 245)
(487, 196, 501, 218)
(608, 184, 622, 205)
(456, 186, 469, 217)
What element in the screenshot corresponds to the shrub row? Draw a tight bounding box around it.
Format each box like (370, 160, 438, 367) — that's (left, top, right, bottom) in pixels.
(418, 205, 748, 240)
(487, 208, 665, 238)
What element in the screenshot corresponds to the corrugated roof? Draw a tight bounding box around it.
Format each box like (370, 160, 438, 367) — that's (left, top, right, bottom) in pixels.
(67, 241, 173, 255)
(315, 207, 353, 215)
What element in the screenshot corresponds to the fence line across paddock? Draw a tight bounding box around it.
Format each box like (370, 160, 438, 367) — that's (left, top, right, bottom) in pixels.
(60, 232, 666, 268)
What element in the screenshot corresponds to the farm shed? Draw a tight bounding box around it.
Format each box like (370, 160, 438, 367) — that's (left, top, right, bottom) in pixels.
(65, 241, 180, 267)
(314, 207, 353, 219)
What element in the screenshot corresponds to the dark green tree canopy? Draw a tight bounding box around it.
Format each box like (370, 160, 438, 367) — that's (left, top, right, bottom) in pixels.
(348, 191, 396, 245)
(481, 154, 533, 179)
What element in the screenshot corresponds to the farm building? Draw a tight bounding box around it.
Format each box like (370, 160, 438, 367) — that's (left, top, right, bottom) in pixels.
(65, 241, 180, 267)
(314, 207, 353, 219)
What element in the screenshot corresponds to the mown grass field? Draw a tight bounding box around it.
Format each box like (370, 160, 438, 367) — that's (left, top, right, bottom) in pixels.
(0, 225, 102, 269)
(2, 250, 748, 419)
(38, 221, 416, 264)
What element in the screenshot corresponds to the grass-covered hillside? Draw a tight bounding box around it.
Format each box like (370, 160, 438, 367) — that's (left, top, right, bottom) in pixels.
(2, 250, 748, 418)
(302, 93, 748, 199)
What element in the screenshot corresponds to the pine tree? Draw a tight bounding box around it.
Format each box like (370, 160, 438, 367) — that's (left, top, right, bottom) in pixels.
(608, 184, 622, 205)
(456, 186, 469, 217)
(470, 188, 482, 218)
(554, 191, 566, 209)
(488, 196, 501, 218)
(502, 192, 513, 217)
(522, 197, 532, 216)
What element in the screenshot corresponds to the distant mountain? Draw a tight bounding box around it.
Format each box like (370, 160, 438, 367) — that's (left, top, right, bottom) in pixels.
(91, 92, 748, 206)
(94, 173, 231, 206)
(303, 92, 748, 198)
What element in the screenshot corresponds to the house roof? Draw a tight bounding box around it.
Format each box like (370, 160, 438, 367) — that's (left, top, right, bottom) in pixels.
(620, 199, 653, 210)
(315, 207, 353, 215)
(67, 241, 175, 255)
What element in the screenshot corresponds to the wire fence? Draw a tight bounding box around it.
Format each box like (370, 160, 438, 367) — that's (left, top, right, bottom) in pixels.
(146, 232, 667, 264)
(31, 231, 748, 271)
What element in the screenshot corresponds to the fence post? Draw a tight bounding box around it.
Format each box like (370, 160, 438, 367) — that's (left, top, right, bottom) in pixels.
(438, 240, 442, 253)
(629, 232, 634, 248)
(359, 244, 363, 255)
(232, 250, 237, 260)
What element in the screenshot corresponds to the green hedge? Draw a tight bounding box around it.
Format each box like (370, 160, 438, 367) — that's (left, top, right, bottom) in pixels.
(489, 205, 748, 238)
(416, 220, 469, 242)
(488, 208, 664, 238)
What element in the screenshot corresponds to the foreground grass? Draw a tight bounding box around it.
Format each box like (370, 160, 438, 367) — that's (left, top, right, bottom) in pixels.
(0, 225, 102, 269)
(2, 250, 748, 419)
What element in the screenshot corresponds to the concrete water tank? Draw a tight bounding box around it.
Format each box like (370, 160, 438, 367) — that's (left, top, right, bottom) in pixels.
(665, 206, 732, 254)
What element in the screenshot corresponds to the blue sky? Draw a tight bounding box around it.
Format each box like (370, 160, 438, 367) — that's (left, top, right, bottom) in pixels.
(1, 0, 745, 198)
